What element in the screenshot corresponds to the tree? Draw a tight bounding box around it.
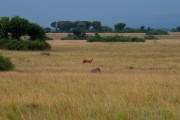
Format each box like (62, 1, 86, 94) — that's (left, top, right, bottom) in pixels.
(83, 21, 91, 30)
(57, 21, 73, 32)
(92, 21, 102, 32)
(10, 16, 29, 39)
(140, 26, 145, 31)
(27, 23, 45, 40)
(76, 22, 86, 30)
(114, 22, 126, 32)
(101, 26, 112, 32)
(0, 17, 11, 38)
(72, 27, 86, 37)
(51, 21, 57, 31)
(147, 27, 151, 31)
(176, 26, 180, 32)
(44, 27, 51, 33)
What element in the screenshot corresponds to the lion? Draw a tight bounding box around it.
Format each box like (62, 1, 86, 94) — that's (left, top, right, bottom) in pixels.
(82, 58, 94, 64)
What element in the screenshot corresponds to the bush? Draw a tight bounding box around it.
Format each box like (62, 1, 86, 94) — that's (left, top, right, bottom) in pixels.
(0, 38, 8, 49)
(0, 55, 14, 71)
(146, 29, 168, 35)
(27, 40, 51, 50)
(61, 33, 87, 40)
(0, 39, 51, 51)
(87, 34, 145, 42)
(5, 40, 28, 50)
(144, 35, 158, 40)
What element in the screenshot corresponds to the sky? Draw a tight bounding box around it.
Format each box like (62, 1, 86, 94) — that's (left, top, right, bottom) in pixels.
(0, 0, 180, 29)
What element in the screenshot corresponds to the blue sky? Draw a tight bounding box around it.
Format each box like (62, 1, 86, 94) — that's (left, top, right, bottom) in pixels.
(1, 0, 180, 28)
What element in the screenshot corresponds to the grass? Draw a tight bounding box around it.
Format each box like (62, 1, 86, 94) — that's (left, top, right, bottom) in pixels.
(0, 35, 180, 119)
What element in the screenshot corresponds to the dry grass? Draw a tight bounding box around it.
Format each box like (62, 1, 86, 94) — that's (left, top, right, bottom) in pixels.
(46, 32, 180, 40)
(0, 35, 180, 120)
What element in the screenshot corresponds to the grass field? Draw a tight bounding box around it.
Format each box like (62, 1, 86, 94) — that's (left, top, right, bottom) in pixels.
(0, 33, 180, 120)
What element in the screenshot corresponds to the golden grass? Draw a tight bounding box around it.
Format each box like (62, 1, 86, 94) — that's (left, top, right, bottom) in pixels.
(46, 32, 180, 40)
(0, 36, 180, 120)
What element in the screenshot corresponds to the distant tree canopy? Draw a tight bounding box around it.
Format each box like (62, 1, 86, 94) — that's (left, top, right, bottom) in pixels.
(57, 21, 74, 32)
(101, 26, 112, 32)
(50, 21, 57, 31)
(114, 23, 126, 32)
(48, 20, 170, 34)
(91, 21, 102, 32)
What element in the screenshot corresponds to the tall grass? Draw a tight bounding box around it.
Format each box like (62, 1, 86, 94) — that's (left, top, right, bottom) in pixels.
(0, 38, 180, 120)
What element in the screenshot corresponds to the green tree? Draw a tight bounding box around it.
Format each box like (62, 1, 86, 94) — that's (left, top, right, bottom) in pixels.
(140, 26, 145, 32)
(92, 21, 102, 32)
(114, 22, 126, 32)
(72, 27, 85, 37)
(101, 26, 112, 32)
(10, 16, 29, 39)
(176, 26, 180, 32)
(27, 23, 45, 40)
(57, 21, 73, 32)
(51, 21, 57, 31)
(44, 27, 51, 33)
(0, 17, 11, 38)
(83, 21, 91, 30)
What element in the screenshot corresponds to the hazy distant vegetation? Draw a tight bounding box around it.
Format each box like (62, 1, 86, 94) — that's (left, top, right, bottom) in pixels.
(46, 20, 174, 40)
(87, 33, 145, 42)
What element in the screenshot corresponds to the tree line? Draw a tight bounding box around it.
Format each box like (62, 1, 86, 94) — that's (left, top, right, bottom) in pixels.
(45, 20, 180, 33)
(47, 21, 152, 33)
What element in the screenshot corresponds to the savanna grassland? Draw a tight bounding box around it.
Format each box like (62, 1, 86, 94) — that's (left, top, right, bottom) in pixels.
(0, 33, 180, 120)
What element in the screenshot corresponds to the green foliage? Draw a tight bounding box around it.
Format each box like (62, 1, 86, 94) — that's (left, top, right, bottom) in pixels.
(44, 27, 51, 33)
(0, 38, 8, 49)
(72, 27, 85, 37)
(0, 55, 14, 71)
(140, 26, 145, 31)
(101, 26, 113, 32)
(57, 21, 74, 32)
(5, 40, 28, 50)
(27, 23, 46, 40)
(61, 33, 87, 40)
(91, 21, 102, 32)
(87, 34, 145, 42)
(10, 16, 29, 39)
(146, 29, 168, 35)
(176, 26, 180, 32)
(27, 40, 51, 50)
(144, 35, 158, 40)
(0, 39, 50, 51)
(0, 17, 11, 38)
(51, 21, 57, 31)
(171, 28, 178, 32)
(114, 23, 126, 32)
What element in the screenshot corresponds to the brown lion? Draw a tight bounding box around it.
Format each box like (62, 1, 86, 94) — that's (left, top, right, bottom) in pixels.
(82, 58, 94, 64)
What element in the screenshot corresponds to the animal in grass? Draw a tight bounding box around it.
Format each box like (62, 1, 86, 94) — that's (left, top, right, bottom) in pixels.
(90, 67, 101, 73)
(82, 58, 94, 64)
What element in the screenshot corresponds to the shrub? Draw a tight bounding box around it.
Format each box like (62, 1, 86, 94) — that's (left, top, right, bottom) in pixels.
(146, 29, 168, 35)
(61, 33, 87, 40)
(5, 40, 28, 50)
(0, 55, 14, 71)
(87, 34, 145, 42)
(144, 35, 158, 40)
(0, 39, 51, 51)
(27, 40, 51, 50)
(0, 38, 8, 49)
